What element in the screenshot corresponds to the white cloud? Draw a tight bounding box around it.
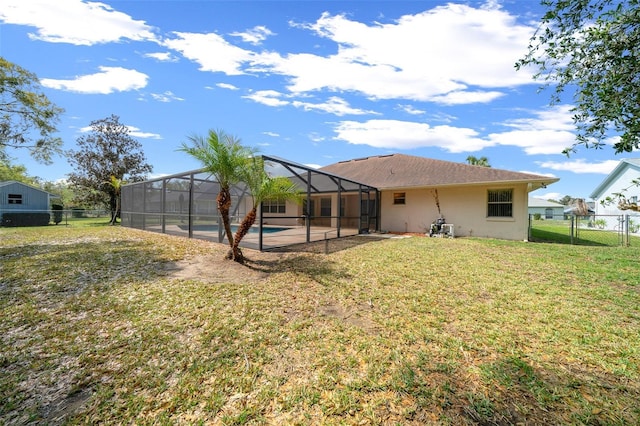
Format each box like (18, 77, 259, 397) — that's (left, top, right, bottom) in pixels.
(291, 97, 378, 116)
(333, 119, 492, 152)
(243, 90, 289, 107)
(150, 91, 184, 102)
(536, 159, 619, 174)
(308, 132, 325, 142)
(531, 191, 564, 201)
(262, 132, 280, 137)
(519, 170, 557, 178)
(126, 126, 162, 139)
(265, 3, 536, 101)
(78, 124, 160, 139)
(327, 105, 585, 155)
(216, 83, 239, 90)
(144, 52, 178, 62)
(0, 0, 156, 45)
(245, 91, 376, 116)
(163, 31, 253, 75)
(430, 90, 505, 105)
(398, 105, 425, 115)
(230, 25, 274, 45)
(41, 66, 148, 94)
(488, 105, 578, 155)
(153, 2, 537, 104)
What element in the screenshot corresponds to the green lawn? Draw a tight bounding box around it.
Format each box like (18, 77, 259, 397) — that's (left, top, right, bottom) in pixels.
(530, 218, 640, 246)
(1, 224, 639, 425)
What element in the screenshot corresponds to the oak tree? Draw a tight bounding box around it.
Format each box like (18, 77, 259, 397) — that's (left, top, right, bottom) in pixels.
(517, 1, 639, 154)
(67, 115, 152, 223)
(0, 57, 64, 164)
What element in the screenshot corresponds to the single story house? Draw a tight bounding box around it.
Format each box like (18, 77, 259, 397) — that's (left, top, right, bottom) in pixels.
(0, 181, 55, 212)
(528, 197, 565, 219)
(590, 158, 640, 214)
(589, 158, 640, 230)
(320, 154, 558, 240)
(0, 181, 58, 226)
(122, 154, 559, 246)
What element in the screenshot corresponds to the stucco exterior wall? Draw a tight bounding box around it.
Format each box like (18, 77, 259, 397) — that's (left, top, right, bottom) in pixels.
(380, 184, 531, 240)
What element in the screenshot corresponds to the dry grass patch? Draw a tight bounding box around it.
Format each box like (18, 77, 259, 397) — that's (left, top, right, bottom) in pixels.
(1, 226, 639, 425)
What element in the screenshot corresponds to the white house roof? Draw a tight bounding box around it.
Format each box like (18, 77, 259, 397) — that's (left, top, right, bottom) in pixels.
(528, 197, 564, 208)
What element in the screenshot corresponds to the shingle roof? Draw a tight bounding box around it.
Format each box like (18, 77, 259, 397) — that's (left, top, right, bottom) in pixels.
(319, 154, 557, 190)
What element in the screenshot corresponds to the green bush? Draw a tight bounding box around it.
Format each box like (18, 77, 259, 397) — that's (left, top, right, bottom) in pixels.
(52, 205, 63, 225)
(594, 219, 607, 229)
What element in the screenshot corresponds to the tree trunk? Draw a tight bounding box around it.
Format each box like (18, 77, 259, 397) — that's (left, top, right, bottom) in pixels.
(230, 208, 257, 263)
(110, 197, 120, 226)
(109, 193, 118, 225)
(217, 188, 234, 252)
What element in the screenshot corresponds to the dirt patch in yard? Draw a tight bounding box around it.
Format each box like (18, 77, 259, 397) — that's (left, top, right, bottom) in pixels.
(162, 235, 392, 283)
(162, 252, 278, 283)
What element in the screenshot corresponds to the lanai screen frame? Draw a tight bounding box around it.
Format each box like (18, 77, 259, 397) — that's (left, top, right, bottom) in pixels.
(121, 155, 379, 251)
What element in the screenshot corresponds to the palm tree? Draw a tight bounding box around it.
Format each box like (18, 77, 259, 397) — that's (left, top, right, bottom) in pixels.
(231, 156, 302, 263)
(179, 130, 256, 255)
(107, 175, 124, 225)
(466, 155, 491, 167)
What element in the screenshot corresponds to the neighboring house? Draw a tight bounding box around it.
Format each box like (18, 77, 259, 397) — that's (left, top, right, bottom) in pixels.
(0, 181, 58, 226)
(590, 159, 640, 212)
(320, 154, 558, 240)
(589, 158, 640, 230)
(0, 181, 54, 212)
(528, 197, 565, 219)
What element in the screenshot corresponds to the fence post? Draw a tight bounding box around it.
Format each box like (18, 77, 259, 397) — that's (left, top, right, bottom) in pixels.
(570, 214, 574, 245)
(625, 215, 630, 246)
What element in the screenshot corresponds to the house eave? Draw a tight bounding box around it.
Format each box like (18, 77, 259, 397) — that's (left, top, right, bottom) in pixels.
(378, 177, 559, 192)
(590, 159, 640, 199)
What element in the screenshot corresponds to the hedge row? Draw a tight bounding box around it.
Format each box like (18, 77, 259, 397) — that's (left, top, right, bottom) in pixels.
(1, 212, 51, 227)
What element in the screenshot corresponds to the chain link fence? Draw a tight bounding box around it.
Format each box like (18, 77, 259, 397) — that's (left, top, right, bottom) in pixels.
(528, 214, 640, 246)
(0, 209, 112, 227)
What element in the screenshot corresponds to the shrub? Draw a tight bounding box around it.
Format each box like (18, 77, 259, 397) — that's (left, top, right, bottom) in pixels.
(1, 212, 50, 227)
(52, 205, 63, 225)
(594, 219, 607, 229)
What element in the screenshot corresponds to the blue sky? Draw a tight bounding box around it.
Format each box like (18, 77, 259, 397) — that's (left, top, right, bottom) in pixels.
(0, 0, 628, 200)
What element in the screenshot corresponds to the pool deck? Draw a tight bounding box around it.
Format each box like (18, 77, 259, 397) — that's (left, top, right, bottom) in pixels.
(152, 224, 364, 250)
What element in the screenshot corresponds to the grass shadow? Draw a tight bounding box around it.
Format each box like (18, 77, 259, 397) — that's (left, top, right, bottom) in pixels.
(269, 234, 390, 254)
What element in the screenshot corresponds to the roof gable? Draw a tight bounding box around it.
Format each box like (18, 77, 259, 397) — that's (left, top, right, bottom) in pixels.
(0, 181, 56, 196)
(590, 158, 640, 199)
(320, 154, 557, 190)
